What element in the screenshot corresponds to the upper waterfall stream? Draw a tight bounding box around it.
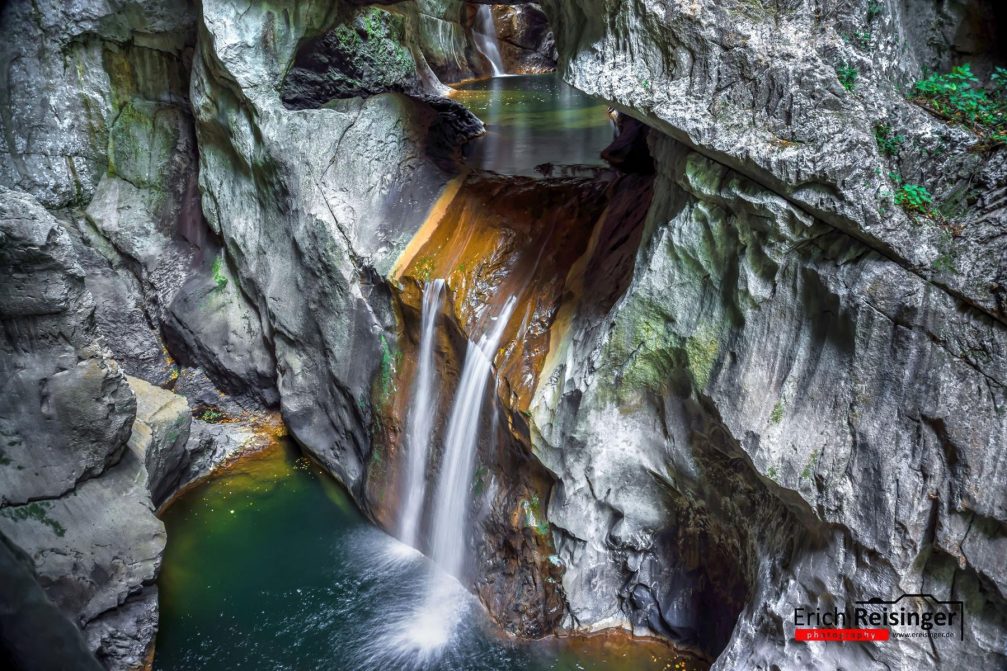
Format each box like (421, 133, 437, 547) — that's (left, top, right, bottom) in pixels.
(472, 6, 506, 76)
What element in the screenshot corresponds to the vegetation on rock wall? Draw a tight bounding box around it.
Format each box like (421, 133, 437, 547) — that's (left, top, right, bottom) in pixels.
(912, 64, 1007, 144)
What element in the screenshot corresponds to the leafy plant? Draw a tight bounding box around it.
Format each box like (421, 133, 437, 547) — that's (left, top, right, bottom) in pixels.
(874, 123, 905, 156)
(199, 407, 224, 423)
(883, 172, 936, 218)
(770, 401, 784, 424)
(912, 63, 1007, 140)
(836, 63, 858, 91)
(894, 182, 934, 214)
(211, 255, 228, 290)
(866, 1, 883, 21)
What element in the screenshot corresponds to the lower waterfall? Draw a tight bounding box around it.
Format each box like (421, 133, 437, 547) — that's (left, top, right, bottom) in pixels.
(428, 296, 517, 579)
(399, 279, 445, 548)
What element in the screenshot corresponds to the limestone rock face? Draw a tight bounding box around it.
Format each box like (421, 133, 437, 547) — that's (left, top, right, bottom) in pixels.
(126, 376, 191, 507)
(417, 0, 480, 82)
(0, 0, 197, 209)
(493, 4, 556, 74)
(530, 132, 1007, 666)
(541, 0, 1006, 322)
(0, 0, 274, 405)
(0, 187, 165, 670)
(0, 187, 134, 505)
(191, 0, 466, 495)
(163, 251, 279, 407)
(0, 532, 104, 670)
(494, 0, 1007, 666)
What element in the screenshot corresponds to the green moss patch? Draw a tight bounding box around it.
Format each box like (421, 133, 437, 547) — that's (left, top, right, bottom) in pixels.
(1, 502, 66, 537)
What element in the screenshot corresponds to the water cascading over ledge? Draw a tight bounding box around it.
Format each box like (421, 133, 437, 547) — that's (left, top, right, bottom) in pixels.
(361, 164, 655, 637)
(464, 3, 557, 77)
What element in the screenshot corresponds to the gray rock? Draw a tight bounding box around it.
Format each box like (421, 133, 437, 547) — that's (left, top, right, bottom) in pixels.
(63, 211, 178, 386)
(0, 187, 134, 506)
(530, 134, 1007, 667)
(126, 376, 191, 507)
(0, 0, 197, 208)
(163, 250, 279, 407)
(175, 418, 272, 494)
(0, 531, 104, 670)
(0, 187, 164, 670)
(493, 4, 556, 74)
(540, 0, 1006, 323)
(191, 0, 458, 494)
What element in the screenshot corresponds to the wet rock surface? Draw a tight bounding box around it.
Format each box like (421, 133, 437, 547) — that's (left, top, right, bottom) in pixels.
(541, 0, 1007, 323)
(531, 132, 1007, 666)
(0, 531, 104, 670)
(492, 4, 556, 74)
(1, 0, 1006, 669)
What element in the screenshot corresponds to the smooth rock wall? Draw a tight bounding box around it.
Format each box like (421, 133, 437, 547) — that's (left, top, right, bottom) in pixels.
(530, 130, 1007, 667)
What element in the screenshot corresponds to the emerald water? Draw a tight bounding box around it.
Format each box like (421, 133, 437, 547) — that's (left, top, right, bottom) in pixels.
(154, 441, 702, 670)
(452, 73, 615, 175)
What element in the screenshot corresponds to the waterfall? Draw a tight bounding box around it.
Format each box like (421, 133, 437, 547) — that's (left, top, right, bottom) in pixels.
(472, 5, 505, 77)
(398, 279, 445, 548)
(428, 296, 517, 580)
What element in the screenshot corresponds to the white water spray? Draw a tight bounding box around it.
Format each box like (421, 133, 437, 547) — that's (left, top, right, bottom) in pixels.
(399, 279, 446, 548)
(473, 5, 506, 77)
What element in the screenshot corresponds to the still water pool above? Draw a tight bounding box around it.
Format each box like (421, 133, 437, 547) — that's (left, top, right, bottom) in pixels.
(154, 441, 704, 671)
(452, 73, 615, 175)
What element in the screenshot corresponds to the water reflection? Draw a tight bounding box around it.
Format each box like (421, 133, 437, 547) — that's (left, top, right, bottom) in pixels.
(452, 73, 615, 175)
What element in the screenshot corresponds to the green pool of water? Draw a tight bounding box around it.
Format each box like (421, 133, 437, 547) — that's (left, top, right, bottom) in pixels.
(154, 441, 703, 671)
(452, 73, 615, 175)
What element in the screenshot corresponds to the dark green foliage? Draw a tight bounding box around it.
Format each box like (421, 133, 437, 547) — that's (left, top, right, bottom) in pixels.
(882, 172, 938, 220)
(866, 1, 883, 21)
(211, 255, 228, 290)
(836, 63, 858, 91)
(1, 502, 66, 537)
(874, 123, 905, 156)
(894, 182, 933, 214)
(912, 64, 1007, 142)
(199, 407, 224, 423)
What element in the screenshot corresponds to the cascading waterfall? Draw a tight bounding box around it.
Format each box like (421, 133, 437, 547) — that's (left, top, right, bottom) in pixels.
(388, 296, 518, 660)
(428, 296, 517, 579)
(472, 5, 506, 77)
(398, 279, 446, 548)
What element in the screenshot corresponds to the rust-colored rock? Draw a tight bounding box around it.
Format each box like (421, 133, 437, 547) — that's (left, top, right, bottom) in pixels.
(362, 166, 654, 637)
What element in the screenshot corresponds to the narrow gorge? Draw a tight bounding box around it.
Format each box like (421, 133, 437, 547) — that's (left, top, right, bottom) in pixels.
(1, 1, 1005, 670)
